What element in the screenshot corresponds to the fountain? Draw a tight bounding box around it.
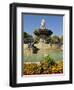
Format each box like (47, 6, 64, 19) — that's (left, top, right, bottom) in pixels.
(34, 19, 53, 51)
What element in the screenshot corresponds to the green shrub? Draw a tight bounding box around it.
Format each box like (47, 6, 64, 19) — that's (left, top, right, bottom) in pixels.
(44, 55, 56, 66)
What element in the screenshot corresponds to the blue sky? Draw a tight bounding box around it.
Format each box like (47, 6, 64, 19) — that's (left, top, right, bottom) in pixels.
(22, 14, 63, 36)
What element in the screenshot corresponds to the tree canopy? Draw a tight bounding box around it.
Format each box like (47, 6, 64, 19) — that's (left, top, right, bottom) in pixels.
(24, 32, 33, 43)
(33, 29, 40, 36)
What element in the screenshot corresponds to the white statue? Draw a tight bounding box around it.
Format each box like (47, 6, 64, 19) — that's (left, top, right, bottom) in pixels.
(40, 19, 46, 29)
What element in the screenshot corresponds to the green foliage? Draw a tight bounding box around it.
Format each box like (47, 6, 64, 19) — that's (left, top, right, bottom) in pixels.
(40, 55, 56, 74)
(34, 29, 40, 36)
(60, 35, 63, 44)
(24, 32, 32, 38)
(45, 35, 62, 45)
(50, 35, 60, 44)
(44, 55, 55, 65)
(24, 32, 33, 43)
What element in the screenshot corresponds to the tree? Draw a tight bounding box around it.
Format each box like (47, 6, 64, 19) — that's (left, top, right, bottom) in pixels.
(24, 32, 33, 43)
(60, 36, 63, 44)
(50, 35, 60, 44)
(34, 29, 40, 36)
(24, 32, 32, 38)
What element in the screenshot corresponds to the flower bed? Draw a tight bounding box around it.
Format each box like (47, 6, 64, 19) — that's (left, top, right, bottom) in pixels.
(23, 55, 63, 75)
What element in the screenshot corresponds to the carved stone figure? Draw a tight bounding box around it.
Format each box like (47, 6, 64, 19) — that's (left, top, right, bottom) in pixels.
(40, 19, 46, 29)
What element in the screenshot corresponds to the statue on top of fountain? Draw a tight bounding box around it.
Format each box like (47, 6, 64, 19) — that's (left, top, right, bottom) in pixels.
(40, 19, 46, 29)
